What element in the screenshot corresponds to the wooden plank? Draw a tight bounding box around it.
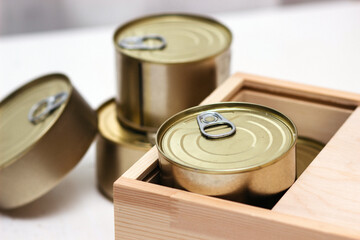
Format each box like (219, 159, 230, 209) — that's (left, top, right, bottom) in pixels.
(114, 178, 360, 240)
(274, 107, 360, 231)
(233, 89, 353, 143)
(238, 72, 360, 107)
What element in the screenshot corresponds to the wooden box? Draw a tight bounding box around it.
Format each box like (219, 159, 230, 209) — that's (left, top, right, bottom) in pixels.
(114, 73, 360, 239)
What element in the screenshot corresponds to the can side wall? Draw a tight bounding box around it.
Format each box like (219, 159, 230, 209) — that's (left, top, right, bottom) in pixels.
(96, 135, 150, 199)
(158, 144, 295, 207)
(115, 50, 230, 132)
(116, 52, 141, 127)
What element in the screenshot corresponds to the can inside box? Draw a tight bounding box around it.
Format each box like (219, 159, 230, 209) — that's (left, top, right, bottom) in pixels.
(141, 86, 356, 209)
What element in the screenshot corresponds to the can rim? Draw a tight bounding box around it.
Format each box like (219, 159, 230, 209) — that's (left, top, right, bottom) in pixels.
(0, 73, 73, 169)
(156, 102, 298, 175)
(97, 98, 152, 149)
(113, 13, 232, 65)
(297, 136, 325, 151)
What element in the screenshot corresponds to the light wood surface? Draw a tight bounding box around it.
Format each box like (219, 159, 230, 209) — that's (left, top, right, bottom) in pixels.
(233, 89, 353, 143)
(114, 178, 360, 240)
(114, 72, 360, 239)
(273, 106, 360, 230)
(236, 72, 360, 107)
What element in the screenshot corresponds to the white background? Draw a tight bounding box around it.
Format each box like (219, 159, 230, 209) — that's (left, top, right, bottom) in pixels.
(1, 1, 360, 239)
(1, 0, 278, 35)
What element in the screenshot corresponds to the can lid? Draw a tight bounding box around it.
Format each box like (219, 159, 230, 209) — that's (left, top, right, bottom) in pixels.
(98, 99, 152, 149)
(296, 137, 324, 178)
(114, 14, 232, 64)
(0, 74, 72, 169)
(0, 73, 97, 209)
(157, 102, 297, 174)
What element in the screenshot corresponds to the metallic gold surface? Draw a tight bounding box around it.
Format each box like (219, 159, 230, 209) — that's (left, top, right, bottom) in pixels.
(156, 102, 297, 205)
(114, 14, 232, 133)
(296, 137, 324, 178)
(96, 99, 152, 199)
(114, 14, 231, 64)
(0, 73, 97, 209)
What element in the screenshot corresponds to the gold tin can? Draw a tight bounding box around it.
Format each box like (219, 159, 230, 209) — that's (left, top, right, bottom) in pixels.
(114, 14, 232, 133)
(0, 73, 97, 209)
(156, 102, 297, 206)
(96, 99, 152, 199)
(296, 137, 324, 178)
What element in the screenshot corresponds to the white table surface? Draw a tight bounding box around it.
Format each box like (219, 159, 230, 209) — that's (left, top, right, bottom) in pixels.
(1, 1, 360, 239)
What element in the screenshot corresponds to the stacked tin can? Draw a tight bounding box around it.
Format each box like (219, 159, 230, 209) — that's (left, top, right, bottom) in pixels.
(96, 14, 232, 198)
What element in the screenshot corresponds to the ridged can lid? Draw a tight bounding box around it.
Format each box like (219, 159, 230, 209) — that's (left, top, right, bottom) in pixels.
(114, 14, 232, 64)
(156, 102, 297, 174)
(0, 73, 97, 209)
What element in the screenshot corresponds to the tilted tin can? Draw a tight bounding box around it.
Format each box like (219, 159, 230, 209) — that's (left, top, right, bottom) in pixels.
(296, 137, 324, 178)
(96, 99, 152, 199)
(0, 73, 97, 209)
(156, 102, 297, 206)
(114, 14, 232, 133)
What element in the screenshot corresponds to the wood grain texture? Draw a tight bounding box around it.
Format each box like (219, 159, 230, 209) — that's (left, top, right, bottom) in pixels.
(114, 178, 360, 240)
(273, 107, 360, 230)
(114, 72, 360, 239)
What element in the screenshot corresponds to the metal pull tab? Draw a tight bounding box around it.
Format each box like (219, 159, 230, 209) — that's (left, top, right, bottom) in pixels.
(28, 92, 69, 124)
(119, 35, 167, 50)
(196, 111, 236, 139)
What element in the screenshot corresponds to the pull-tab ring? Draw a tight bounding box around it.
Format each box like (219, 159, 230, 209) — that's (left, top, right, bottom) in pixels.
(28, 92, 69, 124)
(119, 34, 167, 50)
(196, 111, 236, 139)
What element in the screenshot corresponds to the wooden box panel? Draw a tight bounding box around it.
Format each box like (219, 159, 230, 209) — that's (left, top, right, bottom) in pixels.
(114, 73, 360, 239)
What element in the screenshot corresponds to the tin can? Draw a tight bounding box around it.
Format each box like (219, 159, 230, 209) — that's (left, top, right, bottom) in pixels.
(114, 14, 232, 133)
(96, 99, 152, 199)
(0, 73, 97, 209)
(296, 137, 324, 178)
(156, 102, 297, 206)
